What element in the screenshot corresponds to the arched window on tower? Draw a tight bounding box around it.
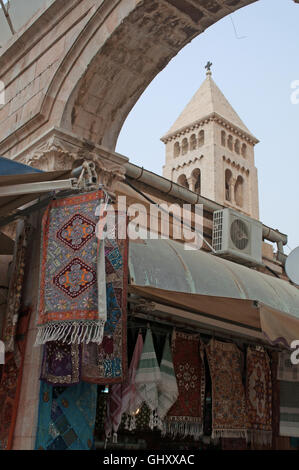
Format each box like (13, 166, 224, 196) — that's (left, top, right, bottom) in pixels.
(225, 169, 233, 202)
(234, 139, 240, 154)
(191, 169, 201, 195)
(174, 142, 180, 158)
(241, 143, 247, 158)
(182, 138, 189, 155)
(177, 174, 189, 189)
(221, 130, 226, 147)
(190, 134, 197, 150)
(198, 130, 205, 147)
(234, 175, 244, 207)
(227, 135, 233, 151)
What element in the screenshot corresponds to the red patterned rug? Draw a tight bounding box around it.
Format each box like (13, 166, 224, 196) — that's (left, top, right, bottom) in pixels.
(163, 331, 205, 440)
(36, 191, 107, 345)
(246, 346, 272, 447)
(206, 339, 247, 439)
(0, 307, 31, 450)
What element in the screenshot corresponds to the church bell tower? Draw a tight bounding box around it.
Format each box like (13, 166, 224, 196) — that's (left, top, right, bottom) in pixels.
(161, 64, 260, 220)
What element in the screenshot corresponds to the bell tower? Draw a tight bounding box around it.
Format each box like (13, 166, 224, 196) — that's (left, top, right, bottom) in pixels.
(161, 64, 260, 220)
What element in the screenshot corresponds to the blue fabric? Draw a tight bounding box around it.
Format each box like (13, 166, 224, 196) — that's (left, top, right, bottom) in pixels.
(0, 156, 42, 175)
(35, 382, 97, 450)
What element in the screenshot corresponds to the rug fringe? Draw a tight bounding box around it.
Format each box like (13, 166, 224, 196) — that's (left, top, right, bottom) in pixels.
(162, 421, 203, 441)
(246, 429, 272, 446)
(34, 320, 106, 346)
(212, 429, 247, 439)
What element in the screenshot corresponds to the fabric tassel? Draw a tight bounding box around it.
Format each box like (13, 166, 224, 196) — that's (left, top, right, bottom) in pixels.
(212, 429, 248, 440)
(34, 320, 105, 347)
(246, 430, 272, 446)
(162, 421, 203, 441)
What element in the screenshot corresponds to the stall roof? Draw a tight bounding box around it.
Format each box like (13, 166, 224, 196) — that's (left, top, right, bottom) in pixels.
(0, 156, 42, 175)
(129, 238, 299, 346)
(0, 157, 72, 218)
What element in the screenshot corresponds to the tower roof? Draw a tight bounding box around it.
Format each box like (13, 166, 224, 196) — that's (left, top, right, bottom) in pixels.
(161, 71, 258, 142)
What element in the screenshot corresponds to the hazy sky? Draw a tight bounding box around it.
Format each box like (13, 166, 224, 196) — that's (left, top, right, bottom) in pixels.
(116, 0, 299, 254)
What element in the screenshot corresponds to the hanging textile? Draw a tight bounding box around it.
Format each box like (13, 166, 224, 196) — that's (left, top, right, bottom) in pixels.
(107, 332, 144, 436)
(35, 381, 97, 450)
(0, 307, 31, 450)
(205, 339, 247, 440)
(104, 383, 123, 444)
(3, 222, 29, 353)
(279, 380, 299, 438)
(81, 217, 128, 384)
(246, 346, 272, 446)
(40, 341, 81, 386)
(277, 349, 299, 382)
(121, 332, 144, 417)
(35, 190, 107, 346)
(157, 335, 178, 422)
(135, 328, 161, 429)
(271, 351, 280, 449)
(163, 331, 205, 440)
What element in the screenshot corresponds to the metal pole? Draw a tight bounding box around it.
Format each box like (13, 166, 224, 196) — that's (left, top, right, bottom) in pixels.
(0, 0, 15, 35)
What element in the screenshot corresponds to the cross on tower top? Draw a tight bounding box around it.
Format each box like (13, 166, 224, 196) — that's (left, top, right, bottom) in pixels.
(205, 61, 212, 76)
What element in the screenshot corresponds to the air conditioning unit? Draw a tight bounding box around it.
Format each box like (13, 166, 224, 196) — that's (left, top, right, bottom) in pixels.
(212, 208, 263, 266)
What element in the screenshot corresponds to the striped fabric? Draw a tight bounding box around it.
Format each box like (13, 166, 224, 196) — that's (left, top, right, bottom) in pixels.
(121, 332, 144, 416)
(278, 350, 299, 382)
(135, 328, 161, 427)
(157, 336, 178, 421)
(279, 381, 299, 437)
(105, 333, 144, 442)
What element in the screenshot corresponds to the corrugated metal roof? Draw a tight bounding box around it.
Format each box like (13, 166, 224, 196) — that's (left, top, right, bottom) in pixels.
(129, 238, 299, 319)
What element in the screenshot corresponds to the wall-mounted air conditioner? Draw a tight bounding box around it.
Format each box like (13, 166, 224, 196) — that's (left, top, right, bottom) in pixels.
(212, 208, 263, 266)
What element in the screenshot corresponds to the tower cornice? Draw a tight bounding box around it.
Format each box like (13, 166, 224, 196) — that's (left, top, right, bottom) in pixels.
(161, 112, 259, 145)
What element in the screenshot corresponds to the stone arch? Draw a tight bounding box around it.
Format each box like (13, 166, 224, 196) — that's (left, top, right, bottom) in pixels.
(191, 168, 201, 195)
(235, 175, 244, 207)
(241, 143, 247, 158)
(198, 129, 205, 147)
(190, 134, 197, 151)
(227, 135, 233, 151)
(182, 137, 189, 155)
(221, 130, 226, 146)
(225, 168, 233, 202)
(174, 142, 180, 158)
(0, 0, 260, 157)
(177, 174, 189, 189)
(234, 139, 240, 154)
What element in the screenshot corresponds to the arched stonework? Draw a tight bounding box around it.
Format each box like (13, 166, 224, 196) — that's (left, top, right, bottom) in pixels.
(190, 134, 197, 150)
(177, 173, 189, 189)
(225, 169, 233, 202)
(174, 141, 180, 158)
(182, 137, 189, 155)
(221, 130, 226, 146)
(235, 175, 244, 207)
(191, 168, 201, 195)
(0, 0, 257, 159)
(198, 129, 205, 147)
